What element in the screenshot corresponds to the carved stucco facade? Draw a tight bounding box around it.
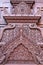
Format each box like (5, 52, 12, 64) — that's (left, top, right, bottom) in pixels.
(0, 0, 43, 65)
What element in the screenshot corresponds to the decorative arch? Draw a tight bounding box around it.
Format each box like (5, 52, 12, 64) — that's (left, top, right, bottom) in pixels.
(0, 24, 42, 64)
(14, 2, 30, 15)
(6, 43, 36, 64)
(2, 36, 41, 64)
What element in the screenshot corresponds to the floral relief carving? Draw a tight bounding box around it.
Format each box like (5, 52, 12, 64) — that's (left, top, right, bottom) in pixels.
(0, 0, 43, 64)
(0, 23, 43, 64)
(1, 24, 42, 44)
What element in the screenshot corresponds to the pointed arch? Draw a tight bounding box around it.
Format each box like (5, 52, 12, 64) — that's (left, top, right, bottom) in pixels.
(2, 36, 40, 64)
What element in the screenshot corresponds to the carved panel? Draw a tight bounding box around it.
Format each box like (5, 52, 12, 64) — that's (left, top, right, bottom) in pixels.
(13, 2, 31, 15)
(1, 24, 42, 44)
(23, 26, 42, 43)
(9, 44, 32, 60)
(0, 24, 43, 64)
(10, 0, 35, 8)
(7, 44, 35, 64)
(2, 27, 20, 43)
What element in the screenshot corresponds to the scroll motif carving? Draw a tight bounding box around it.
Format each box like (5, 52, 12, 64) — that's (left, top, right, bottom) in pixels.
(0, 24, 43, 64)
(0, 24, 15, 41)
(0, 0, 43, 64)
(1, 24, 42, 44)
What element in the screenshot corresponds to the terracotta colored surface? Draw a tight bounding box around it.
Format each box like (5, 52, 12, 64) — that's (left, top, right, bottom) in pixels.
(3, 16, 41, 23)
(0, 0, 43, 65)
(10, 0, 35, 8)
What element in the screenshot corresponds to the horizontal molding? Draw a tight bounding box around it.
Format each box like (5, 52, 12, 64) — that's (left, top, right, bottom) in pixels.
(3, 16, 41, 23)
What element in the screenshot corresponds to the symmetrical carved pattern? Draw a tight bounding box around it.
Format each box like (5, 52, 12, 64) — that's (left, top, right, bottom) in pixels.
(7, 44, 36, 64)
(0, 24, 43, 64)
(1, 24, 43, 44)
(0, 0, 43, 64)
(12, 2, 31, 15)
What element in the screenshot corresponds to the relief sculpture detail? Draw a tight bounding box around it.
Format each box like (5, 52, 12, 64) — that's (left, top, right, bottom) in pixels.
(0, 0, 43, 65)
